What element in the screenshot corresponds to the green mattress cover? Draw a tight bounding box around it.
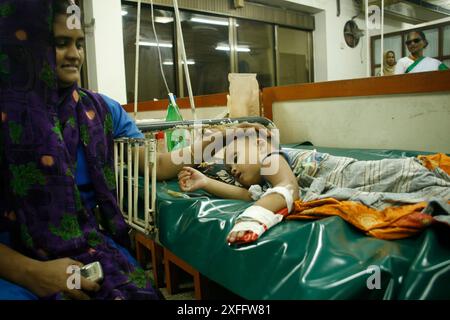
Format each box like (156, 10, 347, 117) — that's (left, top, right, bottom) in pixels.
(154, 146, 450, 299)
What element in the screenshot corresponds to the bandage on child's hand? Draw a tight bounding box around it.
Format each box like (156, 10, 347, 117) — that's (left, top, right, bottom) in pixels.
(227, 230, 259, 244)
(227, 207, 288, 245)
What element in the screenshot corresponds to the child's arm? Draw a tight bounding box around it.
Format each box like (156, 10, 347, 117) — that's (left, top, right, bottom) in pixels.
(178, 167, 252, 201)
(139, 123, 269, 181)
(227, 154, 299, 244)
(139, 130, 225, 181)
(255, 154, 300, 211)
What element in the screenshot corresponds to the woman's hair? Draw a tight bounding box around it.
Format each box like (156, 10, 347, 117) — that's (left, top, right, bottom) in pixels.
(383, 51, 396, 72)
(407, 30, 428, 48)
(53, 0, 79, 15)
(386, 50, 395, 56)
(53, 0, 83, 23)
(52, 0, 83, 30)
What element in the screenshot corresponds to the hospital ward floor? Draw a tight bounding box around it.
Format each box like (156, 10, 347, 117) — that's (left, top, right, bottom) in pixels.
(143, 264, 195, 300)
(144, 264, 243, 300)
(131, 234, 242, 300)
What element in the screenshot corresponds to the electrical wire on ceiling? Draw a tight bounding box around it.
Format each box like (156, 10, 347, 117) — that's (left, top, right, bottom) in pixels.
(133, 0, 142, 119)
(172, 0, 197, 120)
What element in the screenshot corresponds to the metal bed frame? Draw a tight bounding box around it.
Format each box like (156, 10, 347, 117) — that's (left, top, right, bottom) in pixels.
(113, 116, 275, 237)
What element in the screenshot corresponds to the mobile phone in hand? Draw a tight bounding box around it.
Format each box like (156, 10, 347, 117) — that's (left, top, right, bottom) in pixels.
(80, 261, 104, 283)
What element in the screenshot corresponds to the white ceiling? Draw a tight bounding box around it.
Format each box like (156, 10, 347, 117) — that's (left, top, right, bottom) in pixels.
(424, 0, 450, 11)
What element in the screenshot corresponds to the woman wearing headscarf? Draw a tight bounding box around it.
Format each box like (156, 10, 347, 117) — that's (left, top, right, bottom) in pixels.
(377, 51, 396, 76)
(0, 0, 160, 300)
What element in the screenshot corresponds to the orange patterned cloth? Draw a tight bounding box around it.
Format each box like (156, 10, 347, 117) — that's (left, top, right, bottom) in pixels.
(287, 153, 450, 240)
(288, 199, 433, 240)
(418, 153, 450, 175)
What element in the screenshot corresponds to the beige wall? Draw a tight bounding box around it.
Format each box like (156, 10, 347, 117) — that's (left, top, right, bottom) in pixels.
(273, 92, 450, 153)
(83, 0, 127, 104)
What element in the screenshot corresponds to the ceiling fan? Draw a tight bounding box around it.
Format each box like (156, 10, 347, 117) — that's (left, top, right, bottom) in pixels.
(344, 19, 365, 48)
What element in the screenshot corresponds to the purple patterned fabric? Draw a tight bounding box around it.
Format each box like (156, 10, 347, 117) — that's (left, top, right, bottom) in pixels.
(0, 0, 158, 299)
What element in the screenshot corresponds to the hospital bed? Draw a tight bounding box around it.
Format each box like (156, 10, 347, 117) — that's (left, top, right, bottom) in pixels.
(117, 116, 450, 300)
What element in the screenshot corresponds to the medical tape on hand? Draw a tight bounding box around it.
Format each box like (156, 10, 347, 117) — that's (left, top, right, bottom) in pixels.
(261, 186, 294, 213)
(235, 205, 284, 231)
(229, 221, 266, 236)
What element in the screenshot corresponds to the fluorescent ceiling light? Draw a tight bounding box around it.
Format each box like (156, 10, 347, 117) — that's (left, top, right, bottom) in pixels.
(121, 10, 128, 16)
(237, 47, 250, 52)
(155, 17, 174, 24)
(191, 17, 229, 26)
(215, 45, 230, 51)
(139, 41, 173, 48)
(215, 45, 250, 52)
(163, 60, 195, 65)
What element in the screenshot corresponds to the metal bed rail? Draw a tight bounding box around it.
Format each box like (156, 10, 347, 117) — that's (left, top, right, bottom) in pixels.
(114, 137, 157, 235)
(114, 117, 275, 235)
(136, 116, 275, 133)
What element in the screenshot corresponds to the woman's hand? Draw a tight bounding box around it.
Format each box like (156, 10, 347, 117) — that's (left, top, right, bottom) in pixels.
(27, 258, 100, 300)
(178, 167, 208, 192)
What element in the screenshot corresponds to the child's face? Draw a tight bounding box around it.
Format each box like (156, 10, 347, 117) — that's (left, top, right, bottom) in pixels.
(226, 137, 263, 187)
(53, 14, 85, 88)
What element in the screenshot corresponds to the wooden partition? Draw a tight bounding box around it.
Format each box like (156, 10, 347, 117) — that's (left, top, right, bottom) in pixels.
(124, 71, 450, 119)
(262, 70, 450, 153)
(122, 92, 228, 113)
(262, 70, 450, 120)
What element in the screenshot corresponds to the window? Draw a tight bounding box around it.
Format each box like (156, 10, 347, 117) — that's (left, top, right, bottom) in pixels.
(443, 25, 450, 56)
(180, 12, 230, 96)
(122, 1, 313, 101)
(236, 19, 275, 88)
(122, 4, 175, 102)
(422, 28, 438, 58)
(370, 22, 450, 76)
(373, 35, 402, 66)
(277, 27, 313, 85)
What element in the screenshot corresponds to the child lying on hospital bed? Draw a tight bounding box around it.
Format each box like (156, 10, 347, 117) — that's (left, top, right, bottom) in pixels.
(144, 124, 450, 245)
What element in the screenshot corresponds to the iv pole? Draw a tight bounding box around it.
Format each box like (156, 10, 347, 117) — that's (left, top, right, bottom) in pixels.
(380, 0, 385, 76)
(133, 0, 142, 120)
(365, 0, 370, 77)
(173, 0, 197, 120)
(133, 0, 197, 120)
